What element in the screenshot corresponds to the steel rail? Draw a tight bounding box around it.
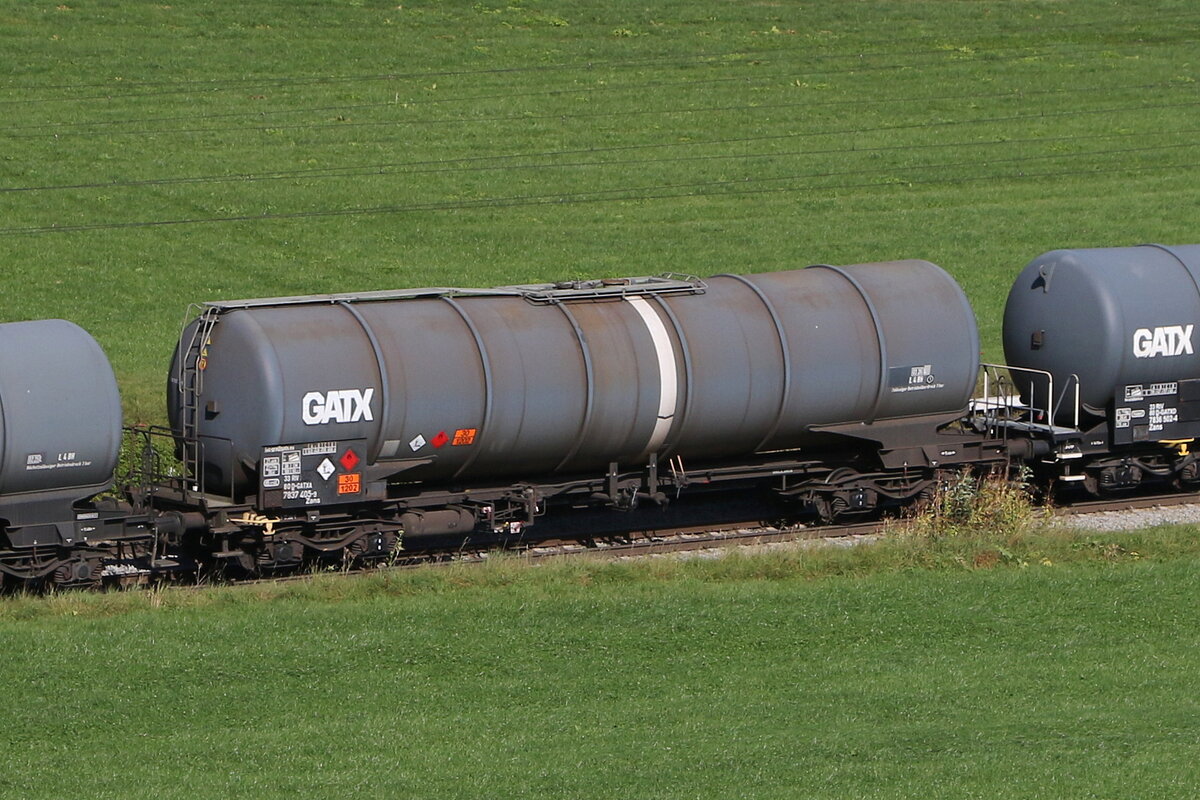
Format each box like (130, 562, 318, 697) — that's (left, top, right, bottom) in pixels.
(178, 488, 1200, 592)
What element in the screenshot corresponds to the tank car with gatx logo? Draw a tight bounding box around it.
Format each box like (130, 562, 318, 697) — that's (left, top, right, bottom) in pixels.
(162, 260, 1004, 571)
(995, 244, 1200, 494)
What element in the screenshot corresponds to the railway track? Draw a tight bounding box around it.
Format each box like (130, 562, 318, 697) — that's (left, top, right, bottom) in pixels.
(216, 488, 1200, 591)
(1050, 492, 1200, 516)
(223, 518, 881, 590)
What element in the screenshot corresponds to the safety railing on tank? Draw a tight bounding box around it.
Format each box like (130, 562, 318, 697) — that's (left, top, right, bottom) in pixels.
(119, 425, 238, 510)
(973, 363, 1080, 432)
(506, 274, 708, 305)
(200, 274, 709, 310)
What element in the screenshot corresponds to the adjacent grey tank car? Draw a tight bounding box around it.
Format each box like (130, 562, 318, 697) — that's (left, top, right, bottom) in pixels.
(1000, 244, 1200, 493)
(0, 319, 122, 523)
(1004, 244, 1200, 419)
(169, 260, 982, 506)
(0, 319, 166, 587)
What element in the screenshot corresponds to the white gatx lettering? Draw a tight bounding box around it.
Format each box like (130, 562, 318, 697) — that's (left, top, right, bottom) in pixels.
(1132, 325, 1194, 358)
(301, 388, 376, 425)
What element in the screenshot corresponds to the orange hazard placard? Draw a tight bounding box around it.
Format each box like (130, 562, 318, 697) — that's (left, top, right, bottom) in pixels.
(452, 428, 478, 446)
(337, 473, 361, 494)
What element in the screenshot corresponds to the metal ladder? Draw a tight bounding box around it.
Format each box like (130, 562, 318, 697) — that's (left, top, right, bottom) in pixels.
(175, 305, 221, 492)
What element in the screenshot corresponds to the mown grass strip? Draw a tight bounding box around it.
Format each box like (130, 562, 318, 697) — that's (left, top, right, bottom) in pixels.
(0, 527, 1197, 798)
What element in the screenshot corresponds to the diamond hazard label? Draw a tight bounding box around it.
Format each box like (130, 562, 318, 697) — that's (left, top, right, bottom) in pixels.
(316, 458, 336, 481)
(409, 434, 426, 452)
(431, 430, 450, 448)
(339, 448, 360, 471)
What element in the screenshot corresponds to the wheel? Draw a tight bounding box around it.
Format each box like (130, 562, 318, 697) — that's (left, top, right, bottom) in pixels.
(51, 557, 102, 590)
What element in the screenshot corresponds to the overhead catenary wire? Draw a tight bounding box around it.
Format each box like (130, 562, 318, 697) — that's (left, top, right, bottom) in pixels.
(2, 144, 1195, 236)
(0, 77, 1187, 138)
(5, 123, 1200, 196)
(2, 12, 1193, 240)
(0, 32, 1191, 109)
(4, 95, 1197, 195)
(3, 8, 1196, 100)
(11, 89, 1200, 143)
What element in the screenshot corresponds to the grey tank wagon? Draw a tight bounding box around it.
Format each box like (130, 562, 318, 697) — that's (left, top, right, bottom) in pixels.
(158, 260, 1002, 567)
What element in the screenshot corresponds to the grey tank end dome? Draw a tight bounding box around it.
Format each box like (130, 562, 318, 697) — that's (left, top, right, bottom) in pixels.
(1003, 244, 1200, 416)
(0, 319, 122, 504)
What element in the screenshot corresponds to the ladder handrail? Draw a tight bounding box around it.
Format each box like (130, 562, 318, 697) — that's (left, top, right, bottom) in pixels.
(175, 306, 223, 494)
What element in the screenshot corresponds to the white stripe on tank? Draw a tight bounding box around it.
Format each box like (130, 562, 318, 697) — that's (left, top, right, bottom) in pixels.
(627, 296, 678, 457)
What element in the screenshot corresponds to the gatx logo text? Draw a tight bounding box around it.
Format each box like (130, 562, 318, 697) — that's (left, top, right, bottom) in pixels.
(302, 388, 375, 425)
(1132, 325, 1194, 358)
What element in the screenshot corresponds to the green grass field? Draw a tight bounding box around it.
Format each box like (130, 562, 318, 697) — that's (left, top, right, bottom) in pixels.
(2, 0, 1198, 417)
(4, 2, 1200, 796)
(1, 526, 1199, 799)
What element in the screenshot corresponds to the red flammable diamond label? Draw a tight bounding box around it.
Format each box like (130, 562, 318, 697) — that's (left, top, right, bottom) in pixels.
(339, 448, 360, 471)
(431, 430, 450, 449)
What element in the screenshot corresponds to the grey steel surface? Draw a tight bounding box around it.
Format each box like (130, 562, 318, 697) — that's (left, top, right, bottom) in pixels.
(1004, 244, 1200, 414)
(0, 319, 121, 498)
(172, 261, 979, 493)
